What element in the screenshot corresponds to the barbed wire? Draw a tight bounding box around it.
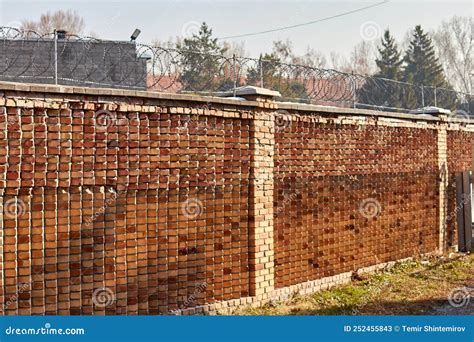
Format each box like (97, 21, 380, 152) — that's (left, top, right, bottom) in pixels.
(0, 26, 472, 115)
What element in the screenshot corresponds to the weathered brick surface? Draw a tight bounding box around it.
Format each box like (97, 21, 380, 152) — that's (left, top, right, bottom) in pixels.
(446, 130, 474, 248)
(273, 118, 440, 288)
(0, 95, 252, 314)
(0, 84, 471, 315)
(447, 130, 474, 172)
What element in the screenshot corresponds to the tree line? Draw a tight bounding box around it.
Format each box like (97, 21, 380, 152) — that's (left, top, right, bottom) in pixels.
(15, 10, 474, 111)
(357, 26, 459, 110)
(175, 22, 470, 111)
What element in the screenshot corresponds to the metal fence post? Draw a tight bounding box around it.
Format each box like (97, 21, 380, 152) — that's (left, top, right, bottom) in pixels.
(434, 87, 437, 107)
(352, 72, 357, 109)
(54, 29, 58, 85)
(421, 84, 425, 108)
(232, 54, 237, 97)
(259, 57, 264, 88)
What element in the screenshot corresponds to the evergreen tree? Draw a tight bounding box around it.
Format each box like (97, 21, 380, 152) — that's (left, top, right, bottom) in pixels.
(376, 30, 403, 80)
(357, 29, 403, 109)
(402, 25, 456, 109)
(403, 25, 446, 86)
(177, 22, 230, 91)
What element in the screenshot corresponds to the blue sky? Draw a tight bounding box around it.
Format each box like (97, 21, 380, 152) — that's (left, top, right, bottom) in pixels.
(1, 0, 472, 58)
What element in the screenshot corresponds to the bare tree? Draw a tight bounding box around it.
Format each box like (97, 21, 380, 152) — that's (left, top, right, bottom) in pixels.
(433, 16, 473, 93)
(272, 39, 293, 63)
(347, 41, 376, 75)
(152, 37, 182, 49)
(330, 41, 376, 75)
(222, 41, 247, 58)
(329, 51, 348, 71)
(293, 47, 326, 69)
(21, 10, 85, 35)
(271, 40, 326, 68)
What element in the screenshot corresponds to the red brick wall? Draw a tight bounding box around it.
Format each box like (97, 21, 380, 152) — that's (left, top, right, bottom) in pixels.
(0, 86, 468, 315)
(447, 131, 474, 172)
(446, 130, 474, 247)
(1, 101, 251, 314)
(273, 118, 440, 288)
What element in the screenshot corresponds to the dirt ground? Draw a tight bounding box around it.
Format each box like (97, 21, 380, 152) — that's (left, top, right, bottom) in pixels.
(234, 253, 474, 315)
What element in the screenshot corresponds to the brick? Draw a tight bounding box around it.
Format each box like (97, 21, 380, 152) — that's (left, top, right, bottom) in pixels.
(0, 84, 466, 315)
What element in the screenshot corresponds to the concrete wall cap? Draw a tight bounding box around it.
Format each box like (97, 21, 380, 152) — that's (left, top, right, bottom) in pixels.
(216, 86, 282, 98)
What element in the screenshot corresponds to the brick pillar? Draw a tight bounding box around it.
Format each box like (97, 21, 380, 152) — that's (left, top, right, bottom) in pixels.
(0, 104, 5, 312)
(248, 111, 274, 296)
(226, 86, 280, 297)
(437, 122, 448, 253)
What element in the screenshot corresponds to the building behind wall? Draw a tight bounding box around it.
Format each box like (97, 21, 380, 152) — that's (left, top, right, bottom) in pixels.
(0, 34, 148, 89)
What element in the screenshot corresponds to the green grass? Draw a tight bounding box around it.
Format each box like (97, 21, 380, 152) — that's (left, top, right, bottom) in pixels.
(234, 254, 474, 315)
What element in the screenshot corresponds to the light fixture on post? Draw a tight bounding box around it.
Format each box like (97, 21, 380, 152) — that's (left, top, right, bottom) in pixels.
(130, 29, 141, 42)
